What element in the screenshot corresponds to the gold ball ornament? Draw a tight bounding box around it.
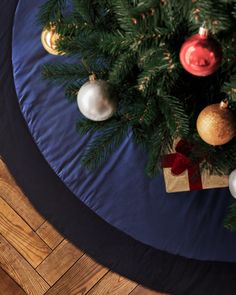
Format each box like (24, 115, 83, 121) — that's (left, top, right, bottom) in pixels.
(41, 27, 63, 55)
(196, 100, 236, 146)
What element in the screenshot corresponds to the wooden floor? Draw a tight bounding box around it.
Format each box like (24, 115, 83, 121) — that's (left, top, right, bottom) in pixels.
(0, 159, 168, 295)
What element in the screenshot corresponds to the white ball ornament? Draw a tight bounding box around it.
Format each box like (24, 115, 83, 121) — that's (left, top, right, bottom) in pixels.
(229, 170, 236, 198)
(77, 78, 116, 121)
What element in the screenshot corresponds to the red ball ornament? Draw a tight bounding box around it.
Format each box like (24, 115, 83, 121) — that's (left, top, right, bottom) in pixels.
(179, 26, 222, 76)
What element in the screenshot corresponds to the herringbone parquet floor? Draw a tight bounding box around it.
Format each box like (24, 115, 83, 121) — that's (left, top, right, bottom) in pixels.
(0, 159, 168, 295)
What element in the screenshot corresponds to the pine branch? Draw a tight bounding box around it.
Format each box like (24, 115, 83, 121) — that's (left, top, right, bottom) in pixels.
(76, 117, 119, 135)
(56, 32, 100, 57)
(132, 124, 150, 147)
(191, 0, 233, 33)
(38, 0, 65, 26)
(224, 203, 236, 231)
(139, 97, 158, 126)
(137, 48, 178, 95)
(232, 3, 236, 19)
(42, 63, 89, 83)
(129, 0, 159, 18)
(160, 0, 191, 33)
(81, 121, 129, 169)
(53, 20, 79, 37)
(56, 28, 115, 61)
(65, 81, 86, 101)
(111, 0, 137, 33)
(72, 0, 92, 24)
(223, 74, 236, 104)
(138, 48, 157, 68)
(99, 32, 128, 56)
(145, 122, 172, 177)
(109, 52, 137, 84)
(210, 142, 236, 175)
(158, 95, 190, 138)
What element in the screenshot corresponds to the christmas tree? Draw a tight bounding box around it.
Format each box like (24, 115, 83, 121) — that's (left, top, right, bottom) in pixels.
(39, 0, 236, 229)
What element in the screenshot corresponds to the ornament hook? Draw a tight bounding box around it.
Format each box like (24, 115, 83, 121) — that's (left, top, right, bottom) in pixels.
(220, 99, 229, 109)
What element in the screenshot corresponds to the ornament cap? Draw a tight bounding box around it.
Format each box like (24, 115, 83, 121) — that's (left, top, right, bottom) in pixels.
(220, 100, 229, 109)
(198, 26, 209, 38)
(131, 18, 138, 25)
(89, 73, 97, 81)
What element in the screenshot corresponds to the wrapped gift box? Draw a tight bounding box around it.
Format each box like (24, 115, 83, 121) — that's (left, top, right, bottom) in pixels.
(161, 139, 228, 193)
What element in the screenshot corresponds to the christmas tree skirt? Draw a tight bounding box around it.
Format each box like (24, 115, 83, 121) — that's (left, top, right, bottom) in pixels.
(12, 0, 236, 263)
(1, 0, 236, 294)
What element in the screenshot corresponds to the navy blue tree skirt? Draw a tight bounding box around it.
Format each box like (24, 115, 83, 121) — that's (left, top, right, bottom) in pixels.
(1, 1, 236, 294)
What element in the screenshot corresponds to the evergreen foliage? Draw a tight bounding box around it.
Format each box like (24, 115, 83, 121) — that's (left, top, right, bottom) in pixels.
(39, 0, 236, 229)
(225, 203, 236, 231)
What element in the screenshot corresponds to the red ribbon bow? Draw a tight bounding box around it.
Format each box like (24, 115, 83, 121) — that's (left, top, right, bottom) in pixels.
(161, 140, 203, 191)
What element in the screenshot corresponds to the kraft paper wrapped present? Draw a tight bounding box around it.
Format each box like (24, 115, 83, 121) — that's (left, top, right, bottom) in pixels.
(161, 139, 228, 193)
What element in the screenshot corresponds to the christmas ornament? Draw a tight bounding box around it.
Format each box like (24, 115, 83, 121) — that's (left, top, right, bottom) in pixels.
(41, 26, 63, 55)
(179, 25, 222, 76)
(77, 75, 116, 121)
(131, 18, 138, 25)
(229, 170, 236, 198)
(196, 100, 236, 145)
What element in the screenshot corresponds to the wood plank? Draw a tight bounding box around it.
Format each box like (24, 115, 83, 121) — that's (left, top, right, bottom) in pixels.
(0, 235, 49, 295)
(36, 221, 64, 249)
(0, 197, 51, 267)
(130, 286, 169, 295)
(46, 254, 108, 295)
(37, 239, 83, 286)
(0, 267, 26, 295)
(86, 272, 137, 295)
(0, 159, 17, 184)
(0, 160, 44, 230)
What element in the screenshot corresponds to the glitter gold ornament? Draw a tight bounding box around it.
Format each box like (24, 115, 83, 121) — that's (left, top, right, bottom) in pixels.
(41, 26, 63, 55)
(77, 74, 116, 121)
(196, 100, 236, 146)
